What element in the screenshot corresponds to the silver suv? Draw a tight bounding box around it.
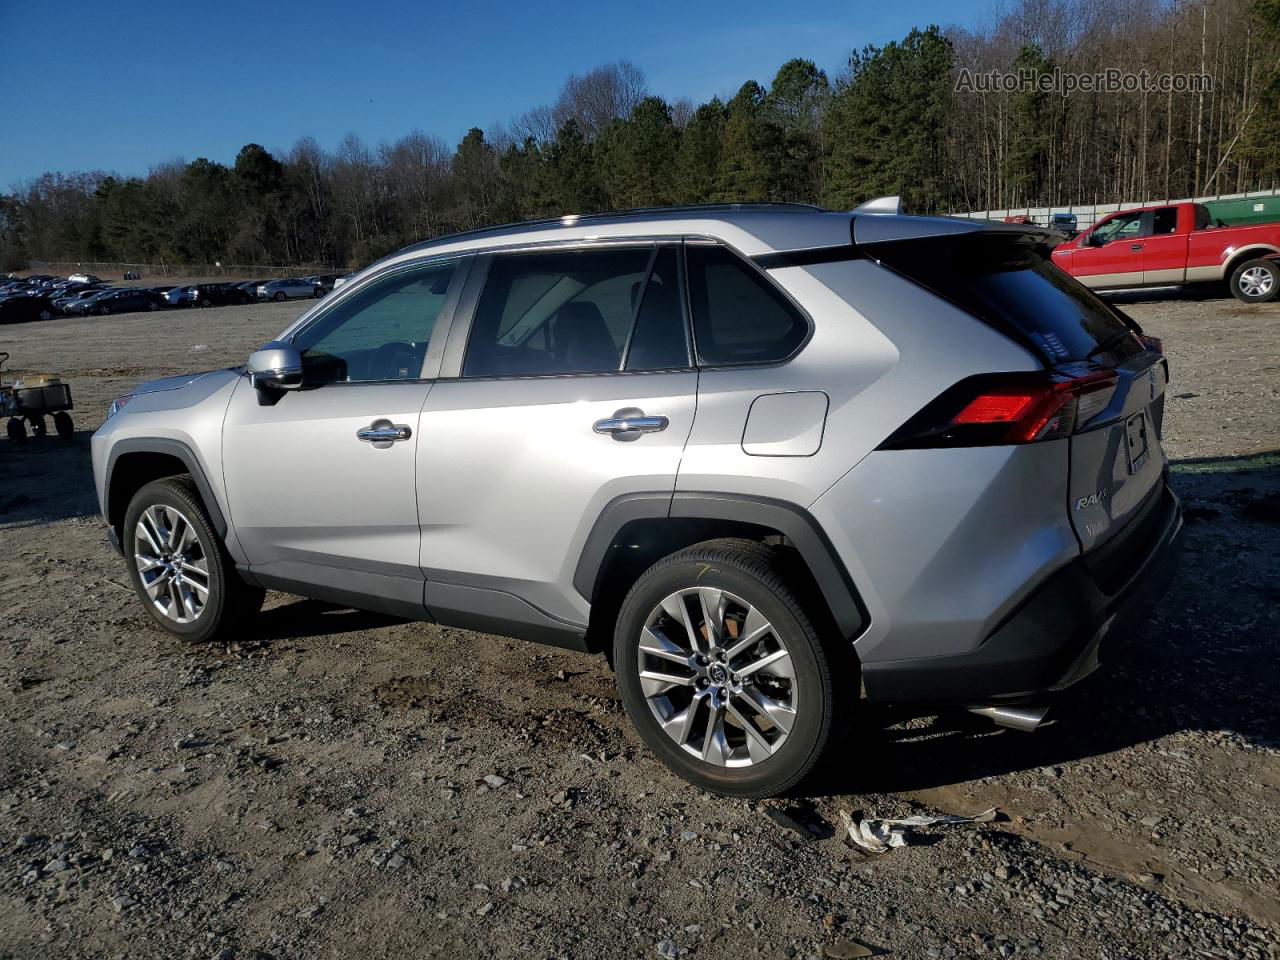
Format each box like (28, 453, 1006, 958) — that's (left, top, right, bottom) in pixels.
(91, 203, 1182, 797)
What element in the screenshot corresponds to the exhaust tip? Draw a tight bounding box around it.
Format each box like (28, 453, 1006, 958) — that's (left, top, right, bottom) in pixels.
(968, 704, 1051, 732)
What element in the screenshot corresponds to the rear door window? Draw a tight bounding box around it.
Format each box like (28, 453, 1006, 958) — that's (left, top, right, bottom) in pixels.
(1151, 207, 1179, 234)
(685, 243, 809, 365)
(463, 245, 689, 377)
(873, 235, 1139, 365)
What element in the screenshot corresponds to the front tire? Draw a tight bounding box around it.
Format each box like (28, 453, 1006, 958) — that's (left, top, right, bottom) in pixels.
(1230, 258, 1279, 302)
(613, 539, 843, 798)
(122, 477, 264, 643)
(273, 292, 286, 302)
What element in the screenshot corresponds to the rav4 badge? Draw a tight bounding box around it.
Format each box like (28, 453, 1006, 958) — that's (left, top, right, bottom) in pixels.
(1075, 490, 1108, 510)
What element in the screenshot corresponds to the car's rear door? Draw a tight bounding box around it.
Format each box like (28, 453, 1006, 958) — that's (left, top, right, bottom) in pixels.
(415, 242, 697, 634)
(1139, 205, 1189, 285)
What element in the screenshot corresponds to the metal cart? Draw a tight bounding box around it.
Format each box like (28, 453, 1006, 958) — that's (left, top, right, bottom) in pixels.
(0, 352, 75, 443)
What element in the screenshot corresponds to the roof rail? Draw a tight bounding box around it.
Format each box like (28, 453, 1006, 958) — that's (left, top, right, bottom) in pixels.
(393, 203, 829, 258)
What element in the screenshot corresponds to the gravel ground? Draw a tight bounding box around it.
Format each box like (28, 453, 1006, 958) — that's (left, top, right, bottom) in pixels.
(1, 294, 1278, 960)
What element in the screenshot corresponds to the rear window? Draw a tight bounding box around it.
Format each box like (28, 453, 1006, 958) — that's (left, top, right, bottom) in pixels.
(872, 235, 1138, 364)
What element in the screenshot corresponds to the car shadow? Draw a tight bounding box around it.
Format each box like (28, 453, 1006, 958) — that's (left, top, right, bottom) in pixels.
(806, 452, 1280, 797)
(251, 597, 408, 642)
(0, 429, 98, 527)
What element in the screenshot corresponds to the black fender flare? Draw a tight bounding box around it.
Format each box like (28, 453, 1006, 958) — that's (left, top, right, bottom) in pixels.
(105, 437, 229, 538)
(573, 491, 867, 642)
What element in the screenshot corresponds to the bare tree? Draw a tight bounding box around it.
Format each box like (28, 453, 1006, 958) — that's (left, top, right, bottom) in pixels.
(552, 61, 649, 137)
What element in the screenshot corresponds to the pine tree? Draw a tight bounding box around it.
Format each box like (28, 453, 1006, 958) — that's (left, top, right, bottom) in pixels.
(823, 26, 954, 213)
(1005, 44, 1055, 206)
(715, 82, 783, 202)
(596, 97, 679, 207)
(768, 60, 830, 201)
(673, 99, 726, 203)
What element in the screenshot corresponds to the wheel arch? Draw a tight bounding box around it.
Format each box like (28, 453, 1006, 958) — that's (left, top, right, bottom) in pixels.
(1223, 244, 1280, 279)
(105, 438, 228, 544)
(576, 492, 867, 657)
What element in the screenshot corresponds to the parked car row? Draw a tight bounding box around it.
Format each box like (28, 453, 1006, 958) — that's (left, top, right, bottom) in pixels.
(0, 271, 347, 323)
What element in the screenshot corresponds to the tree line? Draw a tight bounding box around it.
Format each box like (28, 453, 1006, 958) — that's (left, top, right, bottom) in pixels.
(2, 0, 1276, 273)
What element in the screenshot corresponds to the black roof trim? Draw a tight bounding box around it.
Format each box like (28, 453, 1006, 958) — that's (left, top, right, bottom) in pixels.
(752, 245, 865, 269)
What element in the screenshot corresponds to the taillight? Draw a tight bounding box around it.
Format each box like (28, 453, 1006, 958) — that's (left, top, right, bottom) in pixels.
(880, 371, 1119, 449)
(1139, 334, 1163, 354)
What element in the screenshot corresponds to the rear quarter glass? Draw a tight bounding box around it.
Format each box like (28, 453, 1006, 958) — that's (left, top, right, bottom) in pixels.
(870, 235, 1142, 366)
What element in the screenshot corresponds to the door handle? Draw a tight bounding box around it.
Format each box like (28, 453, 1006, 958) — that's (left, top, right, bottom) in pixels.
(593, 408, 669, 441)
(1129, 243, 1144, 251)
(357, 419, 412, 447)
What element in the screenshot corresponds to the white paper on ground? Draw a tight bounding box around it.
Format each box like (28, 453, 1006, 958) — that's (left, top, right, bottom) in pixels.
(839, 807, 998, 854)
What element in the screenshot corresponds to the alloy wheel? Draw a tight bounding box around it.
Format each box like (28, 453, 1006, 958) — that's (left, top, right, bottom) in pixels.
(1239, 266, 1274, 298)
(638, 586, 797, 767)
(134, 504, 210, 624)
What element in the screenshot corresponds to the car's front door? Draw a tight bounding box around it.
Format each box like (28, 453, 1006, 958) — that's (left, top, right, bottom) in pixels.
(415, 243, 697, 633)
(1070, 211, 1147, 288)
(221, 257, 468, 614)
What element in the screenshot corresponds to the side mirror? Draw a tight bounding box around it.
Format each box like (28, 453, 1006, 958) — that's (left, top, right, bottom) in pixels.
(247, 341, 303, 391)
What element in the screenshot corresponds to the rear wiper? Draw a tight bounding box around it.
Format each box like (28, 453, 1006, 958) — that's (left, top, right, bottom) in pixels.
(1085, 330, 1136, 362)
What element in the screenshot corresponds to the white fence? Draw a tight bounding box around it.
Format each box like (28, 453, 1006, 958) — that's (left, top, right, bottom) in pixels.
(950, 186, 1280, 229)
(24, 261, 341, 280)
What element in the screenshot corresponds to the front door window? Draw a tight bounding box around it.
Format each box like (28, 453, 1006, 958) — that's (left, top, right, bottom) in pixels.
(293, 261, 459, 384)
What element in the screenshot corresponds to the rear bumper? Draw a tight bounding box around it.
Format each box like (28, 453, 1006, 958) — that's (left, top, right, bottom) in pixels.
(861, 482, 1182, 704)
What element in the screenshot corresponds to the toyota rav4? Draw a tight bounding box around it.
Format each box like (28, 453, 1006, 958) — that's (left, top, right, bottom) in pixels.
(91, 202, 1182, 797)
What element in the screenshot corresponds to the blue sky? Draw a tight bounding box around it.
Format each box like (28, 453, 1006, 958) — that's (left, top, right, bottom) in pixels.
(1, 0, 988, 188)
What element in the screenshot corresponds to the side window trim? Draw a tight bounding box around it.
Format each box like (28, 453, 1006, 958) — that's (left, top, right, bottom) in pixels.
(439, 253, 493, 380)
(617, 245, 661, 372)
(681, 238, 814, 369)
(286, 254, 472, 383)
(442, 242, 697, 381)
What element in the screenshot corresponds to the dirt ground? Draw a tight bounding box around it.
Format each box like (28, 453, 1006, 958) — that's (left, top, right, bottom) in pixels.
(1, 293, 1278, 960)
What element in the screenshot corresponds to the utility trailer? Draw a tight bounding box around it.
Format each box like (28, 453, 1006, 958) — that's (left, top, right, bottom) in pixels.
(0, 352, 75, 443)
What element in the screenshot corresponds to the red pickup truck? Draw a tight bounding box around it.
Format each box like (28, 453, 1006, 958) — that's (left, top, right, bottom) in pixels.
(1051, 201, 1280, 302)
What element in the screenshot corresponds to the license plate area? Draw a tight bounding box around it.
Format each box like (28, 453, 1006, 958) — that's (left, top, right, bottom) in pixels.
(1125, 411, 1149, 474)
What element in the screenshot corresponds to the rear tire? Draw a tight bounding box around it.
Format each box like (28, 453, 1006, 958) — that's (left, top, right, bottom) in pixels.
(613, 538, 845, 798)
(52, 411, 73, 439)
(27, 415, 46, 439)
(1229, 258, 1279, 302)
(122, 476, 265, 644)
(6, 417, 25, 443)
